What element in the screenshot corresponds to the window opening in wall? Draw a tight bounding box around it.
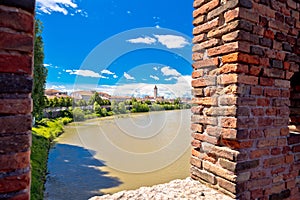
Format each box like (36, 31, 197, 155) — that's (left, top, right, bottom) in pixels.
(289, 72, 300, 134)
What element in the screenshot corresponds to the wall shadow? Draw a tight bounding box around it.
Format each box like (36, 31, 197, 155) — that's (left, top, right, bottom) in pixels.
(44, 143, 122, 200)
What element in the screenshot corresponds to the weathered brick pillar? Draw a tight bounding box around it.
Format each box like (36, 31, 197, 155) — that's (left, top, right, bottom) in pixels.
(0, 1, 35, 199)
(191, 0, 300, 199)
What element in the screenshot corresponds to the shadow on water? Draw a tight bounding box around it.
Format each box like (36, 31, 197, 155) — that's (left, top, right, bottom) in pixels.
(44, 143, 122, 200)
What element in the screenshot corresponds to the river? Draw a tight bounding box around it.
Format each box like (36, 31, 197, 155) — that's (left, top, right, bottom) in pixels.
(44, 109, 192, 200)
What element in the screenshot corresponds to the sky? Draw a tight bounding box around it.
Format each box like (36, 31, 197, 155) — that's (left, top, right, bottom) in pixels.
(36, 0, 194, 98)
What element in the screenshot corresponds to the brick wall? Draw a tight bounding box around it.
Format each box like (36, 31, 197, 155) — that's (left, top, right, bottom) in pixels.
(0, 1, 35, 199)
(191, 0, 300, 199)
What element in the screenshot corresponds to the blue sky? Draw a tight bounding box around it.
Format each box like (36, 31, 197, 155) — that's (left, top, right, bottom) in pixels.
(36, 0, 194, 98)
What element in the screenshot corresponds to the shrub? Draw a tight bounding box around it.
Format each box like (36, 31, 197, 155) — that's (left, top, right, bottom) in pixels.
(73, 107, 85, 121)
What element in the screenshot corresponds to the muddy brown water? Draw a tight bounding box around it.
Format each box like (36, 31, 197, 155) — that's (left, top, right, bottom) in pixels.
(44, 109, 192, 200)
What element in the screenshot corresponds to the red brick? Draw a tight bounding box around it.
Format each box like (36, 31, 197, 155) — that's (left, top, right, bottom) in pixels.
(192, 76, 216, 87)
(203, 87, 217, 97)
(193, 0, 205, 8)
(251, 86, 263, 95)
(249, 129, 263, 139)
(191, 123, 203, 132)
(257, 98, 270, 106)
(190, 156, 201, 168)
(192, 58, 219, 69)
(192, 97, 218, 106)
(251, 189, 263, 199)
(0, 115, 32, 134)
(192, 133, 219, 145)
(250, 149, 270, 159)
(0, 8, 34, 33)
(192, 148, 200, 157)
(193, 17, 219, 35)
(285, 154, 294, 164)
(247, 178, 272, 189)
(271, 147, 281, 155)
(0, 31, 33, 52)
(207, 42, 239, 56)
(192, 88, 204, 96)
(221, 128, 237, 139)
(238, 75, 258, 85)
(0, 172, 30, 193)
(252, 2, 275, 18)
(264, 128, 281, 137)
(263, 156, 285, 167)
(219, 95, 237, 105)
(192, 52, 204, 61)
(249, 66, 261, 76)
(193, 15, 205, 26)
(260, 77, 274, 86)
(191, 106, 204, 114)
(0, 133, 31, 154)
(207, 20, 239, 38)
(210, 146, 239, 161)
(191, 115, 218, 125)
(257, 117, 273, 126)
(205, 106, 236, 116)
(251, 108, 264, 116)
(206, 125, 221, 137)
(251, 170, 266, 179)
(193, 38, 220, 52)
(191, 139, 202, 148)
(222, 52, 259, 65)
(218, 74, 238, 85)
(257, 139, 277, 148)
(0, 99, 32, 114)
(224, 7, 239, 23)
(193, 0, 219, 18)
(264, 29, 275, 39)
(0, 151, 30, 172)
(10, 192, 30, 200)
(192, 33, 205, 43)
(221, 117, 237, 128)
(264, 88, 281, 97)
(218, 63, 248, 74)
(0, 54, 32, 74)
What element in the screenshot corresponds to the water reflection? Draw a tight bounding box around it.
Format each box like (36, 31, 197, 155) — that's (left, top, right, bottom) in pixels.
(44, 144, 122, 200)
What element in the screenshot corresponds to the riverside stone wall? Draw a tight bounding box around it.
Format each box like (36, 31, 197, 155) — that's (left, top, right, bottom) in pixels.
(0, 1, 35, 199)
(191, 0, 300, 199)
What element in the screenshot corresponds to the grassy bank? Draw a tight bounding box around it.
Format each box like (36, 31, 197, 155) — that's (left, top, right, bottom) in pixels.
(30, 117, 72, 200)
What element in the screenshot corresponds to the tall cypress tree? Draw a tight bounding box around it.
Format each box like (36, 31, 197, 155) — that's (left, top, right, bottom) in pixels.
(32, 19, 48, 120)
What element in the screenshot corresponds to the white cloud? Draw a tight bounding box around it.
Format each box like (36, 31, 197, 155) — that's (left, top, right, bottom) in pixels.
(66, 69, 108, 78)
(154, 35, 189, 49)
(36, 0, 86, 16)
(161, 66, 181, 77)
(127, 36, 156, 45)
(124, 72, 135, 80)
(101, 69, 115, 75)
(150, 75, 159, 81)
(127, 11, 131, 14)
(165, 77, 177, 81)
(153, 66, 158, 71)
(47, 75, 192, 98)
(155, 25, 161, 29)
(43, 63, 51, 67)
(113, 74, 118, 79)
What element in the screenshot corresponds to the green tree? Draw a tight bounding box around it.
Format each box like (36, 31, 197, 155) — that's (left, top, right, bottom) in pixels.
(52, 97, 59, 108)
(118, 102, 127, 114)
(111, 100, 119, 114)
(88, 92, 103, 105)
(93, 102, 102, 115)
(32, 19, 48, 119)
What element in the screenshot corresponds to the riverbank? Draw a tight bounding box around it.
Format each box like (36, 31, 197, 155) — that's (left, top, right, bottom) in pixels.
(30, 117, 72, 200)
(90, 177, 233, 200)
